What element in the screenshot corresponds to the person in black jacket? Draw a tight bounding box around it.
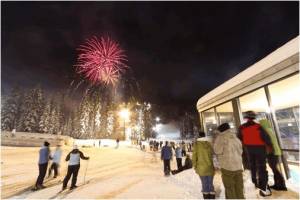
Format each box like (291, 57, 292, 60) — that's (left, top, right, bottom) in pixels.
(238, 111, 272, 197)
(62, 145, 89, 190)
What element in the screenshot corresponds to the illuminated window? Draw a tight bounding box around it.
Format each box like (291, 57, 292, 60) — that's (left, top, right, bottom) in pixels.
(269, 74, 299, 162)
(216, 101, 236, 130)
(239, 88, 269, 122)
(202, 108, 218, 137)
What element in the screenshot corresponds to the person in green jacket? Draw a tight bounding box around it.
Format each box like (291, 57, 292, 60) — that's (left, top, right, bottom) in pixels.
(259, 119, 287, 191)
(192, 131, 215, 199)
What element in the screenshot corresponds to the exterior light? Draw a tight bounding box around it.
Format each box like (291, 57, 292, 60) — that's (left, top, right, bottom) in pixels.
(119, 109, 130, 120)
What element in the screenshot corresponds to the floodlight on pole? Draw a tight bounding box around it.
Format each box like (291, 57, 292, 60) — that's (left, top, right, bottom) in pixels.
(155, 117, 160, 122)
(119, 108, 130, 140)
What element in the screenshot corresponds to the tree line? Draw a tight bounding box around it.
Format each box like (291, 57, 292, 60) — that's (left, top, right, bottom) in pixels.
(1, 85, 154, 140)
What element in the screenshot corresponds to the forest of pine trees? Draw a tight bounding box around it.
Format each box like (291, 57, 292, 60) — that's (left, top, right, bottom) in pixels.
(1, 85, 154, 140)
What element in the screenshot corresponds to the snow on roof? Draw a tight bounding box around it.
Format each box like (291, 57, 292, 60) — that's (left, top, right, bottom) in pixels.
(197, 36, 299, 111)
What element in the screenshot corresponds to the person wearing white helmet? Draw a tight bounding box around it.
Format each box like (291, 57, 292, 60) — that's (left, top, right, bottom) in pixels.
(62, 145, 89, 190)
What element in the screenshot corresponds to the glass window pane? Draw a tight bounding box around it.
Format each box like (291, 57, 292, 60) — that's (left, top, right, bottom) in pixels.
(202, 108, 218, 137)
(216, 101, 236, 130)
(239, 88, 269, 122)
(268, 74, 299, 157)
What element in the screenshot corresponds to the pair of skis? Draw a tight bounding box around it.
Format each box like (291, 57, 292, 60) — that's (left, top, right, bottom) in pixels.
(31, 178, 62, 191)
(49, 180, 90, 199)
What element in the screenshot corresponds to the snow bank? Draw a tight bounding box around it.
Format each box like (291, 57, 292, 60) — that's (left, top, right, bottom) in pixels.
(74, 139, 132, 148)
(1, 131, 73, 147)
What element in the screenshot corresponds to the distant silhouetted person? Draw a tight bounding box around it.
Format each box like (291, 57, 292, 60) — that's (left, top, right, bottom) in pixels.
(171, 154, 193, 175)
(116, 138, 120, 149)
(161, 141, 173, 176)
(175, 144, 183, 170)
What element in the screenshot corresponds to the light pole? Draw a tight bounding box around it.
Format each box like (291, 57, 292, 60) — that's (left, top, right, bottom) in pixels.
(119, 108, 130, 140)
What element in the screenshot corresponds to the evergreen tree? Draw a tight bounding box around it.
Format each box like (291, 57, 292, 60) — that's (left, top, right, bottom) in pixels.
(78, 95, 90, 138)
(18, 90, 35, 132)
(49, 104, 59, 134)
(35, 86, 45, 131)
(1, 86, 23, 131)
(39, 101, 51, 133)
(18, 86, 45, 132)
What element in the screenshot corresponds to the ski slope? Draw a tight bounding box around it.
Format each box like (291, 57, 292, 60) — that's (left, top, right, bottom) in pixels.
(1, 145, 299, 199)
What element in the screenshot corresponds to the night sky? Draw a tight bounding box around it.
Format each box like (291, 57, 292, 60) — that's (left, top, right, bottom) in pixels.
(2, 1, 299, 115)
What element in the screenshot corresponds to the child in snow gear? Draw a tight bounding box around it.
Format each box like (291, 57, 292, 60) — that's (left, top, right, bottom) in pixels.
(48, 144, 62, 178)
(62, 145, 89, 190)
(175, 144, 183, 170)
(238, 111, 272, 197)
(171, 154, 193, 175)
(161, 141, 173, 176)
(35, 141, 52, 190)
(259, 119, 287, 191)
(214, 123, 245, 199)
(193, 132, 215, 199)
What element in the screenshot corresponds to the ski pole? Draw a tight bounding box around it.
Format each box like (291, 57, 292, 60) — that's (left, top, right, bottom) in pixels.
(83, 159, 89, 184)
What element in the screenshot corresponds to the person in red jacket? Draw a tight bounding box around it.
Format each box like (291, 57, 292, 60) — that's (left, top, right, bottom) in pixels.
(238, 111, 272, 197)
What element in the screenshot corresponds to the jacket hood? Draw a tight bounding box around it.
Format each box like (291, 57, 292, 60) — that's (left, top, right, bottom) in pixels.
(259, 119, 272, 129)
(219, 128, 236, 139)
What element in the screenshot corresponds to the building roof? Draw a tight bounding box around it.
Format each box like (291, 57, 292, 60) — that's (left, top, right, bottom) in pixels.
(197, 36, 299, 112)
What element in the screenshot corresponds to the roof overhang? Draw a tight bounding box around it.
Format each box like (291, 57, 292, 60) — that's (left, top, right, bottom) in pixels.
(197, 36, 299, 112)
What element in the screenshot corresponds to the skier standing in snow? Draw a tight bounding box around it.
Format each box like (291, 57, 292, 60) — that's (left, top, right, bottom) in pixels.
(238, 111, 272, 197)
(35, 141, 52, 190)
(214, 123, 245, 199)
(175, 144, 183, 170)
(161, 141, 173, 176)
(193, 131, 215, 199)
(48, 144, 62, 178)
(259, 119, 287, 191)
(62, 145, 89, 190)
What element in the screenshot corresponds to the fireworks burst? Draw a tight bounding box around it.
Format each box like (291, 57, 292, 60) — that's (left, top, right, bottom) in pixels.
(75, 36, 128, 86)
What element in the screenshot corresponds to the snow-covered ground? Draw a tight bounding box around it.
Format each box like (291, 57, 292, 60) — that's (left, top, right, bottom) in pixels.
(1, 145, 299, 199)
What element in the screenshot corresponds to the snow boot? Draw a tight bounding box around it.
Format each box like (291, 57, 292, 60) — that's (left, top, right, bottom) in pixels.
(270, 185, 287, 191)
(209, 193, 215, 199)
(259, 185, 272, 197)
(202, 193, 210, 199)
(70, 185, 78, 190)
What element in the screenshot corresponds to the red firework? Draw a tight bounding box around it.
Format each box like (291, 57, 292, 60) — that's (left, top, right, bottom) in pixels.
(75, 36, 127, 85)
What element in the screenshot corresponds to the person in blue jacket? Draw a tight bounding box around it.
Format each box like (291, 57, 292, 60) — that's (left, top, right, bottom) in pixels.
(34, 141, 52, 190)
(161, 141, 173, 176)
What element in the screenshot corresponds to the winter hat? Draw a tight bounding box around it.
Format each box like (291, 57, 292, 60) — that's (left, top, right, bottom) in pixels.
(244, 111, 256, 119)
(217, 123, 230, 132)
(44, 141, 50, 147)
(198, 131, 206, 138)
